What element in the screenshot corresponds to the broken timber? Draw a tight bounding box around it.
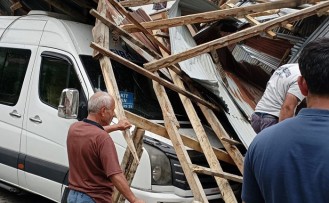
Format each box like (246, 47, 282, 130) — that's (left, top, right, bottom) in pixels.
(144, 1, 329, 71)
(107, 0, 171, 54)
(92, 0, 140, 163)
(90, 1, 249, 202)
(90, 42, 220, 112)
(91, 10, 239, 167)
(124, 110, 234, 164)
(119, 0, 175, 7)
(120, 0, 312, 33)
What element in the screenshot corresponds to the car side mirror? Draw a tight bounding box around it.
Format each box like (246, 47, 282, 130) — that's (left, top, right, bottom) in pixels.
(58, 88, 79, 119)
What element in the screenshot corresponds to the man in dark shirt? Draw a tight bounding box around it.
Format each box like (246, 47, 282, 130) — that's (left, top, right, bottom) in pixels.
(67, 92, 144, 203)
(242, 38, 329, 203)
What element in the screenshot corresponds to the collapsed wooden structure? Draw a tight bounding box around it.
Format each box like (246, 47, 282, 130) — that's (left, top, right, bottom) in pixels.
(88, 0, 329, 202)
(2, 0, 329, 202)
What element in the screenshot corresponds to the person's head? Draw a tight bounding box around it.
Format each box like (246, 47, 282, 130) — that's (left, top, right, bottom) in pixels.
(88, 92, 115, 125)
(298, 38, 329, 97)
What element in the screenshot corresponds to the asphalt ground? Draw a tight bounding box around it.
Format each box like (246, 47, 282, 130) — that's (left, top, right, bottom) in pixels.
(0, 187, 54, 203)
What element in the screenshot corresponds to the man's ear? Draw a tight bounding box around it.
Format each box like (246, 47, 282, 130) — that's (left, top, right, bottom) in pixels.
(298, 76, 308, 96)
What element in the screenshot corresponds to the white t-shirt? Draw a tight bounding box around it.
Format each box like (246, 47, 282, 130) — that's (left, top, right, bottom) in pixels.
(255, 63, 305, 117)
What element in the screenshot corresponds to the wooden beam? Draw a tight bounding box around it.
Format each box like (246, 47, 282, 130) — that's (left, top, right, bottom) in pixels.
(10, 2, 22, 12)
(245, 14, 277, 38)
(93, 0, 139, 163)
(177, 67, 244, 173)
(168, 68, 237, 203)
(192, 165, 243, 183)
(144, 1, 329, 71)
(113, 128, 144, 203)
(90, 9, 161, 63)
(121, 0, 301, 33)
(90, 42, 220, 112)
(154, 79, 208, 202)
(119, 0, 174, 7)
(125, 111, 234, 164)
(107, 0, 171, 54)
(43, 0, 87, 22)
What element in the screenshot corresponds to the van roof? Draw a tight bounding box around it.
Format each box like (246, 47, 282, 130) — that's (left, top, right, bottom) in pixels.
(0, 11, 94, 55)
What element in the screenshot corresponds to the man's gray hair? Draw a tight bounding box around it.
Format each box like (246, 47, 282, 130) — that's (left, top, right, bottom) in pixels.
(88, 92, 113, 113)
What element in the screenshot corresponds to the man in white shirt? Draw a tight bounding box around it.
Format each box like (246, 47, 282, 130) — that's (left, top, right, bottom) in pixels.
(251, 63, 305, 133)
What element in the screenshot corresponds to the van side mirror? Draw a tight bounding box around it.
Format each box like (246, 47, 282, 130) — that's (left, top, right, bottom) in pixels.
(58, 88, 79, 119)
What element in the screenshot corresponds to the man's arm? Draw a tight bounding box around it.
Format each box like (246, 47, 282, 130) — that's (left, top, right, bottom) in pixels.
(110, 173, 144, 203)
(103, 118, 132, 133)
(279, 93, 299, 122)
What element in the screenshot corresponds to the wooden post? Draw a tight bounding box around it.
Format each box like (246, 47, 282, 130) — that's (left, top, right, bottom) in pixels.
(113, 128, 145, 203)
(93, 0, 140, 163)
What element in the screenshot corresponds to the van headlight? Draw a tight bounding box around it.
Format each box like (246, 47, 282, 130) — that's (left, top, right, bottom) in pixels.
(144, 144, 172, 185)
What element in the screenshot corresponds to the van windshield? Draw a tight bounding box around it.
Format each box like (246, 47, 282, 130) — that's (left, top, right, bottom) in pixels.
(80, 55, 188, 121)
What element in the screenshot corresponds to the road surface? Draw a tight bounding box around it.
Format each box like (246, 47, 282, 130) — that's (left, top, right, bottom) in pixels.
(0, 187, 54, 203)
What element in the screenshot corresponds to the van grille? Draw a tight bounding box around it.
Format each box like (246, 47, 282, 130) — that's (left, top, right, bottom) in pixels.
(170, 151, 217, 190)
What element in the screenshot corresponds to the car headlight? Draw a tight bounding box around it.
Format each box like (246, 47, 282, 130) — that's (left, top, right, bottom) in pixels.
(144, 144, 172, 185)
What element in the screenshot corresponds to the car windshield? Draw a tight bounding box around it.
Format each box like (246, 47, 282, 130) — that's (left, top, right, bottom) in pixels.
(80, 55, 188, 121)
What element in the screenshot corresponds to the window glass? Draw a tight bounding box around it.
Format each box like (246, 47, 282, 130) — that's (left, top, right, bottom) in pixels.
(39, 53, 86, 111)
(80, 55, 188, 121)
(0, 47, 31, 106)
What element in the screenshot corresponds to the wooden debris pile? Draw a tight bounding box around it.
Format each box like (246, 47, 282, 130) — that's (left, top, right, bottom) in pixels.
(3, 0, 329, 202)
(88, 0, 329, 203)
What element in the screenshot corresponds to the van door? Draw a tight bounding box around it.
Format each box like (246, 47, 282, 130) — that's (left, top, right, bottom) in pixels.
(24, 47, 88, 202)
(0, 46, 34, 186)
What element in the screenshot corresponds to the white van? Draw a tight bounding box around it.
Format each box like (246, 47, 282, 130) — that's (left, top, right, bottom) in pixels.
(0, 11, 238, 202)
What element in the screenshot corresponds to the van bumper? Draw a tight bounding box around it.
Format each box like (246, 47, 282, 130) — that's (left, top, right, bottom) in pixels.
(131, 187, 222, 203)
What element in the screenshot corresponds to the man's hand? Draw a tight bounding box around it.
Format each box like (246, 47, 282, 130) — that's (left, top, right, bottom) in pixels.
(103, 118, 131, 133)
(116, 118, 132, 131)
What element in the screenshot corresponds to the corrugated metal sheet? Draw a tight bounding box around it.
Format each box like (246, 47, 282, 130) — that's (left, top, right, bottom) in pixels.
(288, 16, 329, 63)
(169, 0, 256, 148)
(232, 44, 280, 74)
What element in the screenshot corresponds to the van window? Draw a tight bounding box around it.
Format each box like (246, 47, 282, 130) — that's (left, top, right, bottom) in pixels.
(39, 53, 87, 110)
(80, 55, 188, 121)
(0, 47, 31, 106)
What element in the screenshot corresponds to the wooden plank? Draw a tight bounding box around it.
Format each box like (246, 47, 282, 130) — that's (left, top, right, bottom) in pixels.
(194, 102, 245, 173)
(144, 1, 329, 71)
(107, 0, 171, 54)
(120, 0, 301, 33)
(153, 78, 208, 202)
(124, 110, 234, 165)
(43, 0, 87, 22)
(90, 9, 161, 62)
(90, 42, 220, 112)
(93, 0, 140, 163)
(10, 2, 22, 12)
(168, 68, 237, 203)
(191, 165, 243, 183)
(154, 30, 237, 202)
(119, 0, 175, 7)
(245, 14, 277, 38)
(113, 128, 145, 203)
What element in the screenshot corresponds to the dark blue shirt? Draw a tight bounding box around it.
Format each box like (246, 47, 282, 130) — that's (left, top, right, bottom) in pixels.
(242, 108, 329, 203)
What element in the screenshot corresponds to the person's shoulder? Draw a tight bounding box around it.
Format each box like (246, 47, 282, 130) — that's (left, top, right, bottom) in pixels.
(69, 121, 83, 129)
